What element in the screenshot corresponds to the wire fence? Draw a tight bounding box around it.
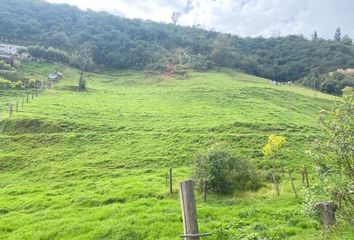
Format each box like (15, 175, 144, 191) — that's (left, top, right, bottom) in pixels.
(0, 80, 57, 132)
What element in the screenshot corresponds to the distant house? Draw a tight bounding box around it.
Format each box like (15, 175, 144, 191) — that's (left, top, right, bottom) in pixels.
(0, 53, 17, 65)
(48, 72, 62, 81)
(0, 42, 27, 64)
(0, 43, 23, 55)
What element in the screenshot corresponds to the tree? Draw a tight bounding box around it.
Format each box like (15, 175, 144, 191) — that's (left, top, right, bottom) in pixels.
(193, 144, 260, 194)
(263, 134, 287, 196)
(71, 47, 94, 91)
(171, 12, 181, 24)
(310, 87, 354, 220)
(210, 34, 234, 68)
(334, 27, 341, 41)
(342, 34, 353, 45)
(312, 30, 318, 41)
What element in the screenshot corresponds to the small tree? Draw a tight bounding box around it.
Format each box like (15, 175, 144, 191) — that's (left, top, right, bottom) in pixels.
(312, 30, 318, 41)
(310, 87, 354, 220)
(71, 47, 94, 91)
(334, 27, 341, 41)
(211, 34, 234, 68)
(193, 144, 260, 195)
(262, 134, 287, 196)
(171, 11, 181, 24)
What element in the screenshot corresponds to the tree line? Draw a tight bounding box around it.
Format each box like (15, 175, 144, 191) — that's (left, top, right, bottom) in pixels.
(1, 0, 354, 93)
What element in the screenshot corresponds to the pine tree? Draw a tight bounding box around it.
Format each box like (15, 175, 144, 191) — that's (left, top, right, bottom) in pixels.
(312, 30, 318, 41)
(334, 27, 341, 41)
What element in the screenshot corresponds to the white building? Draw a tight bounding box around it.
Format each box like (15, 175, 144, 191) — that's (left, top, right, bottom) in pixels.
(0, 43, 24, 55)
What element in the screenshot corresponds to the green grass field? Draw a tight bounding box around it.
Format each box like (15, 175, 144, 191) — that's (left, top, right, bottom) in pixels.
(0, 61, 352, 239)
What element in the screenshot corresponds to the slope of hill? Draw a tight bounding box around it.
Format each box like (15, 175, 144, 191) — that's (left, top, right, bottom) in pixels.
(1, 61, 352, 239)
(1, 0, 354, 84)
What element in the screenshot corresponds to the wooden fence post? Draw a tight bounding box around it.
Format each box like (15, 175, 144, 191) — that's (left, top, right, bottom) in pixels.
(301, 167, 305, 185)
(16, 102, 18, 112)
(169, 167, 173, 194)
(26, 93, 29, 103)
(288, 171, 298, 198)
(179, 180, 199, 240)
(314, 202, 336, 229)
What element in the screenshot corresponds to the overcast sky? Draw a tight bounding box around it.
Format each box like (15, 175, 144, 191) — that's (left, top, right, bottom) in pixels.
(46, 0, 354, 39)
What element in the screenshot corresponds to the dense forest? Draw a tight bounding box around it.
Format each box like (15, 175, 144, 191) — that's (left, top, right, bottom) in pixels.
(1, 0, 354, 91)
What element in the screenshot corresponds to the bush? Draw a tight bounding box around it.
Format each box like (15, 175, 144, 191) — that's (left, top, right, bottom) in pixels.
(0, 70, 27, 82)
(12, 81, 24, 89)
(189, 54, 212, 71)
(0, 79, 12, 88)
(0, 60, 13, 70)
(28, 45, 70, 64)
(193, 144, 261, 194)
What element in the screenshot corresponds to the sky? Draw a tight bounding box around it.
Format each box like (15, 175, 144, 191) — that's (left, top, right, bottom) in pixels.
(46, 0, 354, 39)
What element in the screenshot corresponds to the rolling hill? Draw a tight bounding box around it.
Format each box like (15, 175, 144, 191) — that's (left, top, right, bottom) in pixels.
(1, 61, 352, 239)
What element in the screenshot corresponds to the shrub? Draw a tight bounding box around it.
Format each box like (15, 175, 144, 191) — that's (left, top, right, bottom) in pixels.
(28, 79, 36, 88)
(189, 54, 212, 71)
(0, 60, 13, 70)
(12, 81, 24, 89)
(0, 70, 27, 82)
(0, 79, 12, 88)
(193, 144, 261, 194)
(309, 87, 354, 221)
(28, 45, 70, 64)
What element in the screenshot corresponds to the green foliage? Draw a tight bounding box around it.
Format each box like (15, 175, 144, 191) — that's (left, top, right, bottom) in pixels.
(12, 80, 24, 89)
(263, 134, 287, 196)
(310, 87, 354, 220)
(0, 60, 13, 70)
(342, 35, 353, 46)
(334, 27, 341, 41)
(16, 47, 27, 54)
(211, 34, 234, 68)
(1, 0, 354, 85)
(0, 52, 352, 240)
(189, 54, 212, 71)
(193, 144, 260, 194)
(28, 45, 70, 64)
(0, 78, 12, 88)
(301, 71, 354, 95)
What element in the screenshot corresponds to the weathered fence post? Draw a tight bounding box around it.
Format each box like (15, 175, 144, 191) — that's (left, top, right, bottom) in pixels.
(169, 167, 173, 194)
(9, 104, 13, 117)
(314, 202, 336, 229)
(16, 102, 18, 112)
(179, 180, 199, 240)
(301, 167, 305, 185)
(26, 93, 29, 103)
(288, 171, 298, 198)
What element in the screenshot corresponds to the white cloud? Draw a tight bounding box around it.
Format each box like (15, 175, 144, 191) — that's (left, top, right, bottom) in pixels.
(46, 0, 354, 39)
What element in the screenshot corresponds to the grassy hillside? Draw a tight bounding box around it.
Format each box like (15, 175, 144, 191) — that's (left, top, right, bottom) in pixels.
(0, 62, 352, 239)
